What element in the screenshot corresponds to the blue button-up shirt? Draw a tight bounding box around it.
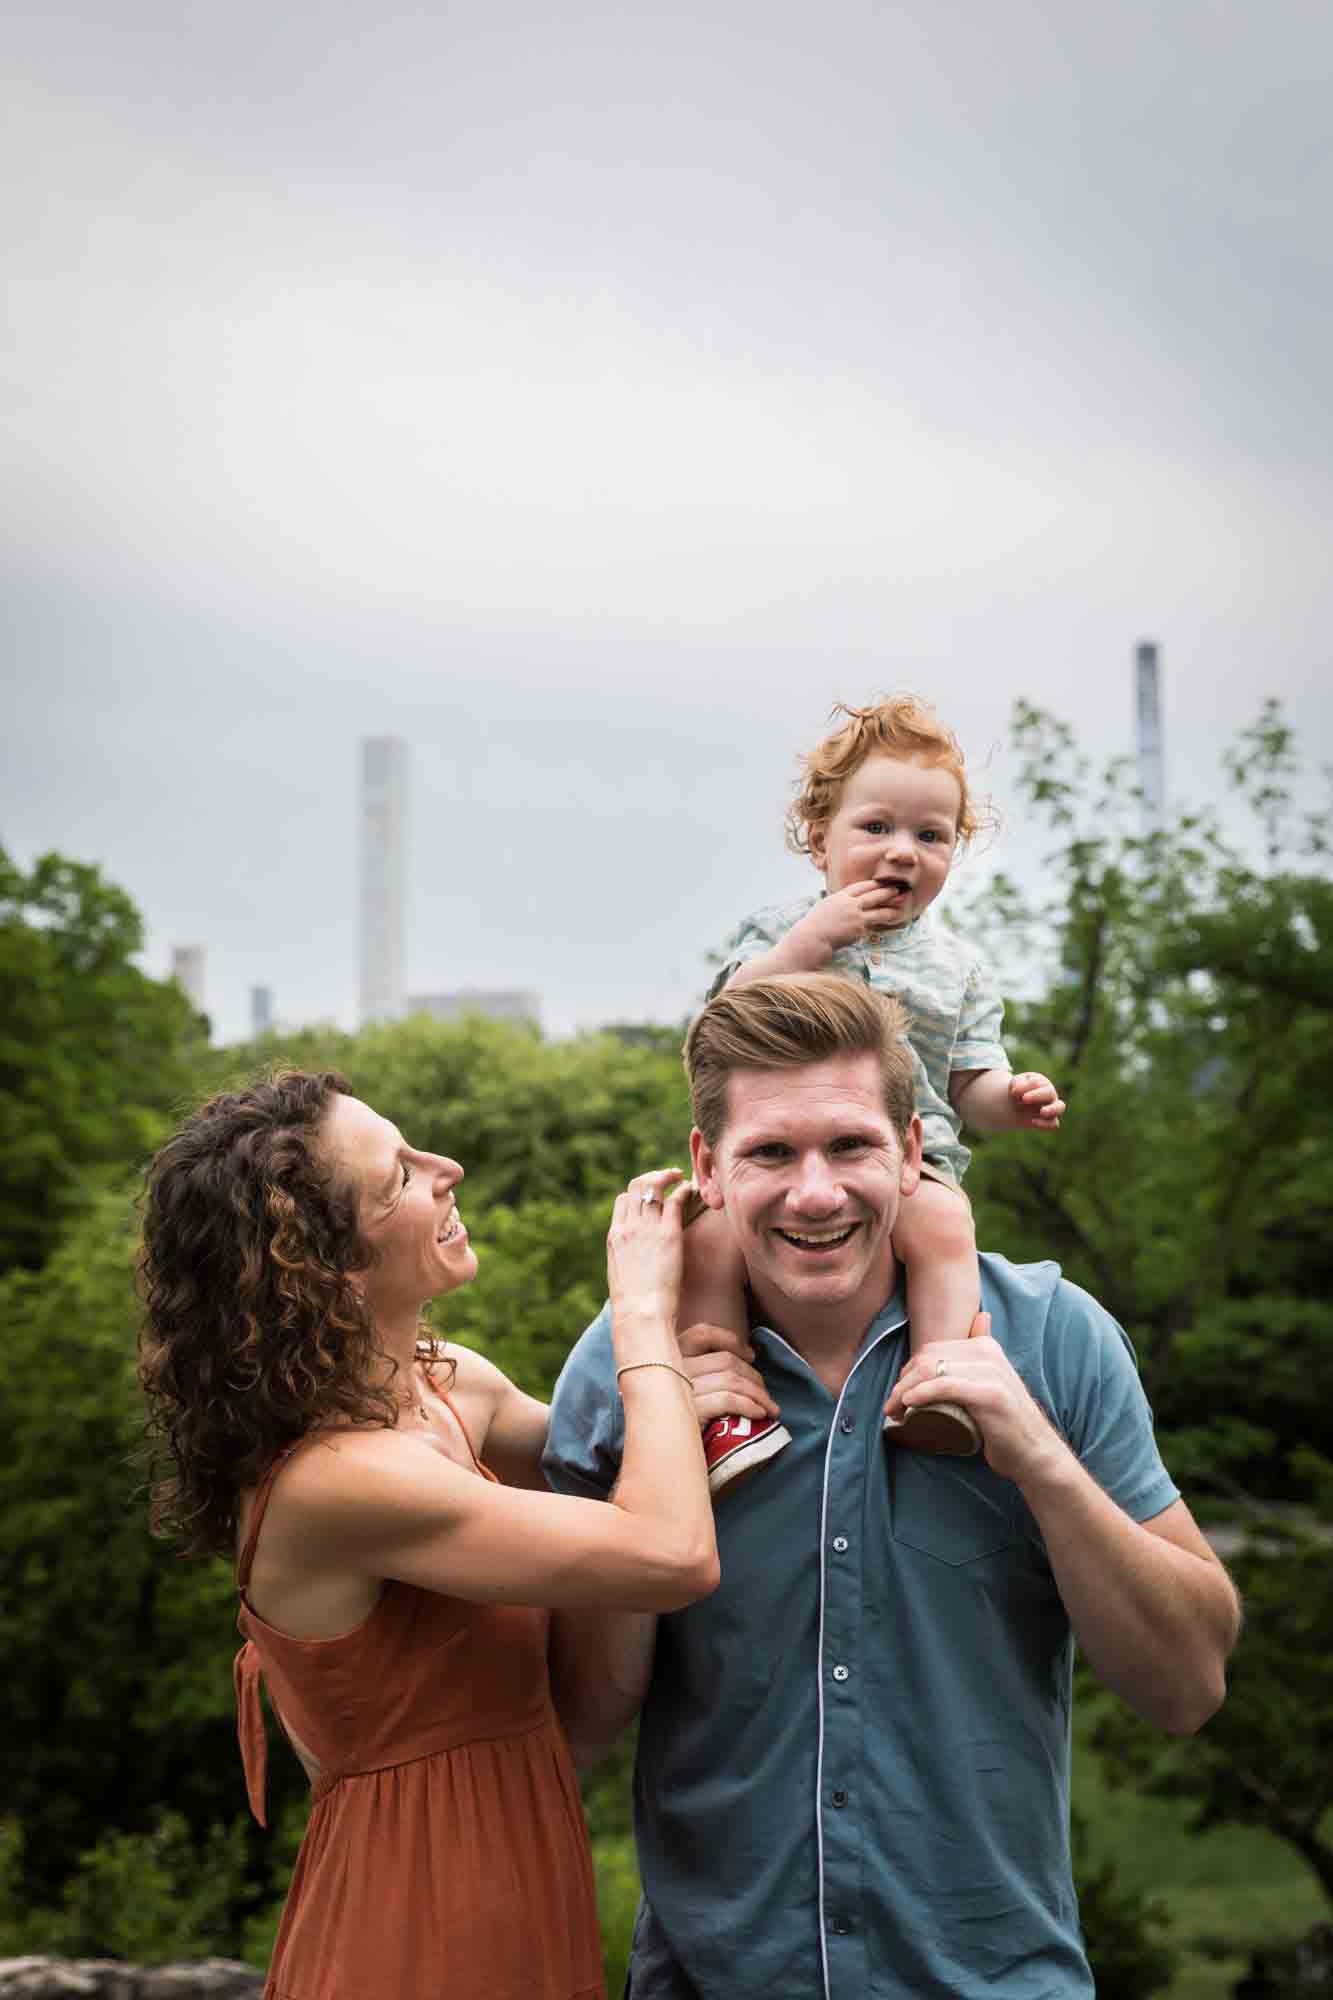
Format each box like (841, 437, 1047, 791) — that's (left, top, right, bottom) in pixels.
(544, 1254, 1179, 2000)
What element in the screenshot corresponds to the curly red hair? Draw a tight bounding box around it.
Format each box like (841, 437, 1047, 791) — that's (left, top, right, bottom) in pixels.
(786, 695, 998, 857)
(138, 1070, 445, 1557)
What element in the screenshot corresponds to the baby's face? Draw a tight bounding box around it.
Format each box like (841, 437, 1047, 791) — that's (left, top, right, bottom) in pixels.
(811, 753, 960, 927)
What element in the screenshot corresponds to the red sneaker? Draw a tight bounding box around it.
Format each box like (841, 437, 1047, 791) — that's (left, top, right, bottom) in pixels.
(703, 1413, 792, 1494)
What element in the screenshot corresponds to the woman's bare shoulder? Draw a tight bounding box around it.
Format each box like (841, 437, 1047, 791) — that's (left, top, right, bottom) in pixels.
(439, 1343, 510, 1397)
(270, 1425, 466, 1524)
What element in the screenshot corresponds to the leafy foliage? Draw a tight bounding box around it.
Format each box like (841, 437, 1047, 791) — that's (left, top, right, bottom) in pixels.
(1070, 1807, 1177, 1997)
(3, 699, 1331, 1976)
(0, 849, 206, 1272)
(958, 700, 1333, 1914)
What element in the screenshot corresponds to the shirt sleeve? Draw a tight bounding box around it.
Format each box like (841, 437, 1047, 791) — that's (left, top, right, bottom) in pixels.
(541, 1306, 625, 1500)
(705, 907, 785, 1000)
(950, 956, 1009, 1074)
(1046, 1281, 1180, 1524)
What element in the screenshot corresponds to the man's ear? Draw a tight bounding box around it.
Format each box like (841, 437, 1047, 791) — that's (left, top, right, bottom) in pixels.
(899, 1114, 923, 1198)
(689, 1127, 727, 1210)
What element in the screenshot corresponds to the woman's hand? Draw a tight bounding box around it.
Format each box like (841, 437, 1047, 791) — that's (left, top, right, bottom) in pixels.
(607, 1169, 687, 1332)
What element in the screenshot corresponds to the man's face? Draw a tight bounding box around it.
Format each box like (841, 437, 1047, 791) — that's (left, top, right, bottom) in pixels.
(691, 1053, 921, 1335)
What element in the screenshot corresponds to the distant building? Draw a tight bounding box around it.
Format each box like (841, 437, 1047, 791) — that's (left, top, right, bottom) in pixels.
(250, 985, 274, 1036)
(171, 945, 206, 1013)
(1134, 640, 1166, 833)
(407, 989, 541, 1031)
(360, 736, 407, 1024)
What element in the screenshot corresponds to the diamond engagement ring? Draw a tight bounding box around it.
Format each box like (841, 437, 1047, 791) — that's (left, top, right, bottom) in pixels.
(640, 1188, 661, 1207)
(935, 1358, 949, 1377)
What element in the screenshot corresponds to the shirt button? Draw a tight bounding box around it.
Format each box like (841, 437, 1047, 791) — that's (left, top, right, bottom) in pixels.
(831, 1789, 849, 1808)
(830, 1916, 852, 1936)
(832, 1663, 850, 1682)
(831, 1535, 848, 1553)
(839, 1416, 855, 1434)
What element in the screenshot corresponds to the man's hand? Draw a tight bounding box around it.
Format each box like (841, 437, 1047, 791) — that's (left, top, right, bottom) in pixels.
(677, 1321, 781, 1430)
(884, 1312, 1069, 1486)
(1009, 1071, 1065, 1130)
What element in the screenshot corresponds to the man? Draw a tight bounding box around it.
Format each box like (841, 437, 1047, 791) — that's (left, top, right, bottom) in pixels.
(544, 973, 1239, 1999)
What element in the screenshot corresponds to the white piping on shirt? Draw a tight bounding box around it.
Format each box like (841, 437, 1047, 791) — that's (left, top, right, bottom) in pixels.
(807, 1310, 908, 2000)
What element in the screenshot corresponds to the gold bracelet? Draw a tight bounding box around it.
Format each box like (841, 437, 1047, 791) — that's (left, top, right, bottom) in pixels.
(616, 1361, 692, 1390)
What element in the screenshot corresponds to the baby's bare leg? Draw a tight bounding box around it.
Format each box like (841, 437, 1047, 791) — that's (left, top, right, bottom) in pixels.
(681, 1200, 792, 1494)
(677, 1200, 749, 1344)
(883, 1176, 982, 1456)
(893, 1177, 980, 1352)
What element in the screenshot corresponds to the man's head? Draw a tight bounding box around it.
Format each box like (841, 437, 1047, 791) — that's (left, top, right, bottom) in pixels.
(684, 976, 921, 1334)
(686, 973, 916, 1148)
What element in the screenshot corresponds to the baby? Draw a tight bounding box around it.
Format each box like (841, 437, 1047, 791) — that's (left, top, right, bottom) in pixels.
(685, 695, 1065, 1487)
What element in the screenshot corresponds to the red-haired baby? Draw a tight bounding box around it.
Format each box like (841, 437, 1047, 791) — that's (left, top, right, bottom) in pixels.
(688, 695, 1066, 1486)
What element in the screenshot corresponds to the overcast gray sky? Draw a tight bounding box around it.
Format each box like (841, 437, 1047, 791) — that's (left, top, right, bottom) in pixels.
(5, 0, 1330, 1041)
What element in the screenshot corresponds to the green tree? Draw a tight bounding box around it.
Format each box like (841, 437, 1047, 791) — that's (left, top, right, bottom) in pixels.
(0, 1003, 691, 1953)
(958, 701, 1333, 1922)
(0, 849, 207, 1272)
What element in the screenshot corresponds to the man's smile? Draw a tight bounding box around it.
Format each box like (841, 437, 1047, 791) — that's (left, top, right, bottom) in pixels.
(772, 1220, 861, 1253)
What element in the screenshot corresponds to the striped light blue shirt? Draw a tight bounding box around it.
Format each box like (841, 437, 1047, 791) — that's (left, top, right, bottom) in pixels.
(712, 900, 1009, 1184)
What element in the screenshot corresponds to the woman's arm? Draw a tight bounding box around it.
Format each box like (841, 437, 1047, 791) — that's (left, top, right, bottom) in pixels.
(276, 1170, 720, 1614)
(277, 1427, 718, 1612)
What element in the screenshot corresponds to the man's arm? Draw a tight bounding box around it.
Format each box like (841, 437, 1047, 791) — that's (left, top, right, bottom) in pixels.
(887, 1316, 1240, 1733)
(1009, 1451, 1237, 1732)
(549, 1606, 659, 1771)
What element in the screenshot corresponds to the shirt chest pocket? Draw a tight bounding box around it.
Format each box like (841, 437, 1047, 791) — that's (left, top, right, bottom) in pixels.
(888, 1453, 1017, 1566)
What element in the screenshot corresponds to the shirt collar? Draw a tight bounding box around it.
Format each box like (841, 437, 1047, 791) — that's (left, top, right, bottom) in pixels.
(750, 1284, 908, 1372)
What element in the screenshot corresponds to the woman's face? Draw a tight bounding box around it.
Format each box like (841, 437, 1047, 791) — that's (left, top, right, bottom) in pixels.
(321, 1093, 478, 1316)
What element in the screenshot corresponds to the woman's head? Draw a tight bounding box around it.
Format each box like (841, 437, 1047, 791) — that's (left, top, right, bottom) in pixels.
(138, 1070, 469, 1556)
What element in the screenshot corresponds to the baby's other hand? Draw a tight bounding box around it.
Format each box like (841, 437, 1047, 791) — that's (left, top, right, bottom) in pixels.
(1009, 1072, 1065, 1130)
(678, 1322, 780, 1430)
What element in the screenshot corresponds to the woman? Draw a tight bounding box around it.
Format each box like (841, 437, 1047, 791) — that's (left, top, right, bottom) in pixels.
(138, 1069, 730, 2000)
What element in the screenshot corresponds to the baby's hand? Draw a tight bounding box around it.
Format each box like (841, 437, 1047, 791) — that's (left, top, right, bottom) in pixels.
(678, 1322, 781, 1430)
(792, 882, 901, 960)
(1009, 1072, 1065, 1131)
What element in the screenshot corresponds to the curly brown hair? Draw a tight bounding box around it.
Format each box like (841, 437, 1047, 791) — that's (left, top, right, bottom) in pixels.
(786, 694, 999, 857)
(138, 1069, 442, 1558)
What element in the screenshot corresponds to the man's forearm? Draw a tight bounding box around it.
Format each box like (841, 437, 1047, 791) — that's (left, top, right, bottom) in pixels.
(548, 1609, 658, 1771)
(1021, 1452, 1240, 1733)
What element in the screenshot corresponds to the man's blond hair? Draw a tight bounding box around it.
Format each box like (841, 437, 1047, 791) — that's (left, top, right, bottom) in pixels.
(685, 974, 917, 1146)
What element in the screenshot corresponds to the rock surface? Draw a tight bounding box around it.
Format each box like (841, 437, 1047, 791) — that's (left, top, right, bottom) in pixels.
(0, 1961, 264, 1998)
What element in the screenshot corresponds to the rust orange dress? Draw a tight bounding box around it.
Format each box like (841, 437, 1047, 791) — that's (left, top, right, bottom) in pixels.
(233, 1402, 605, 2000)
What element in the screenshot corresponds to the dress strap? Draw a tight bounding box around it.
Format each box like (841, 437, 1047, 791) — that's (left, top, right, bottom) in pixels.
(439, 1389, 496, 1483)
(233, 1640, 270, 1828)
(236, 1438, 307, 1593)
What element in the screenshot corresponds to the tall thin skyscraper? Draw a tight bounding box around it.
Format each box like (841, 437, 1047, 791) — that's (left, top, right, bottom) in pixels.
(171, 944, 207, 1013)
(359, 736, 407, 1024)
(1134, 641, 1165, 833)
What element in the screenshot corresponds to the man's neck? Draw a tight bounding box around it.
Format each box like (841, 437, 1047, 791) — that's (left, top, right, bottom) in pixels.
(747, 1278, 901, 1399)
